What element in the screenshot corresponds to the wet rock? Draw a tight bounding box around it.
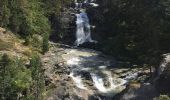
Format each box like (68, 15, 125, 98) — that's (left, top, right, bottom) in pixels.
(84, 80, 93, 86)
(104, 80, 110, 87)
(81, 71, 92, 80)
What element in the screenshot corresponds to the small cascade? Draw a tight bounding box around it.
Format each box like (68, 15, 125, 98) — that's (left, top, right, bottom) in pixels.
(69, 72, 87, 90)
(91, 73, 111, 93)
(91, 71, 127, 93)
(74, 0, 98, 46)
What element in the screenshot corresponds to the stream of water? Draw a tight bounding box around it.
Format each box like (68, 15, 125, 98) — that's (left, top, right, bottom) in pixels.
(61, 48, 142, 98)
(65, 0, 141, 98)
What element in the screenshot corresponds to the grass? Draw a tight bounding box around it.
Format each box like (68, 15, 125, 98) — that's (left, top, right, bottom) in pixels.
(0, 28, 35, 59)
(0, 39, 14, 51)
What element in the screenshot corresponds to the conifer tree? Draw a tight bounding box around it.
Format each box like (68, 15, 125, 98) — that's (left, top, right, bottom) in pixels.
(30, 54, 45, 100)
(42, 33, 49, 54)
(0, 54, 11, 100)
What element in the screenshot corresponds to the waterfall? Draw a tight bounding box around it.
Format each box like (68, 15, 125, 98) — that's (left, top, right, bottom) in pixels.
(74, 0, 98, 46)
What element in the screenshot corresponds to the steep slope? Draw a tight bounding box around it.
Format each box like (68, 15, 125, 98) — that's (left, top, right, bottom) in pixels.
(0, 27, 33, 59)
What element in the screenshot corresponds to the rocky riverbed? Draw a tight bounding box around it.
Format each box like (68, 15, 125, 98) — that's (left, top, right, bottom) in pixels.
(41, 43, 151, 100)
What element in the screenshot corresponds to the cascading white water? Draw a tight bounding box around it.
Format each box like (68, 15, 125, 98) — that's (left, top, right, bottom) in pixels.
(75, 13, 86, 46)
(69, 72, 87, 90)
(91, 71, 127, 93)
(91, 73, 110, 93)
(74, 0, 97, 46)
(62, 48, 147, 97)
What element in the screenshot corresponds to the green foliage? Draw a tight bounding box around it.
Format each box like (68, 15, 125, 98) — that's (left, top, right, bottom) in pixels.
(30, 54, 41, 79)
(30, 54, 45, 100)
(0, 0, 11, 27)
(9, 0, 24, 33)
(29, 34, 42, 50)
(0, 54, 32, 99)
(23, 0, 51, 36)
(42, 33, 49, 54)
(0, 54, 11, 99)
(0, 0, 51, 38)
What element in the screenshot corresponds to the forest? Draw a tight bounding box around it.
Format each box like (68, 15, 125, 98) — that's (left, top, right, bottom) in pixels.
(0, 0, 170, 100)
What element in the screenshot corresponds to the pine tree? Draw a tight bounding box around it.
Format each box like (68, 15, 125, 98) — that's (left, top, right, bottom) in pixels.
(30, 54, 45, 100)
(42, 33, 49, 54)
(0, 54, 11, 100)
